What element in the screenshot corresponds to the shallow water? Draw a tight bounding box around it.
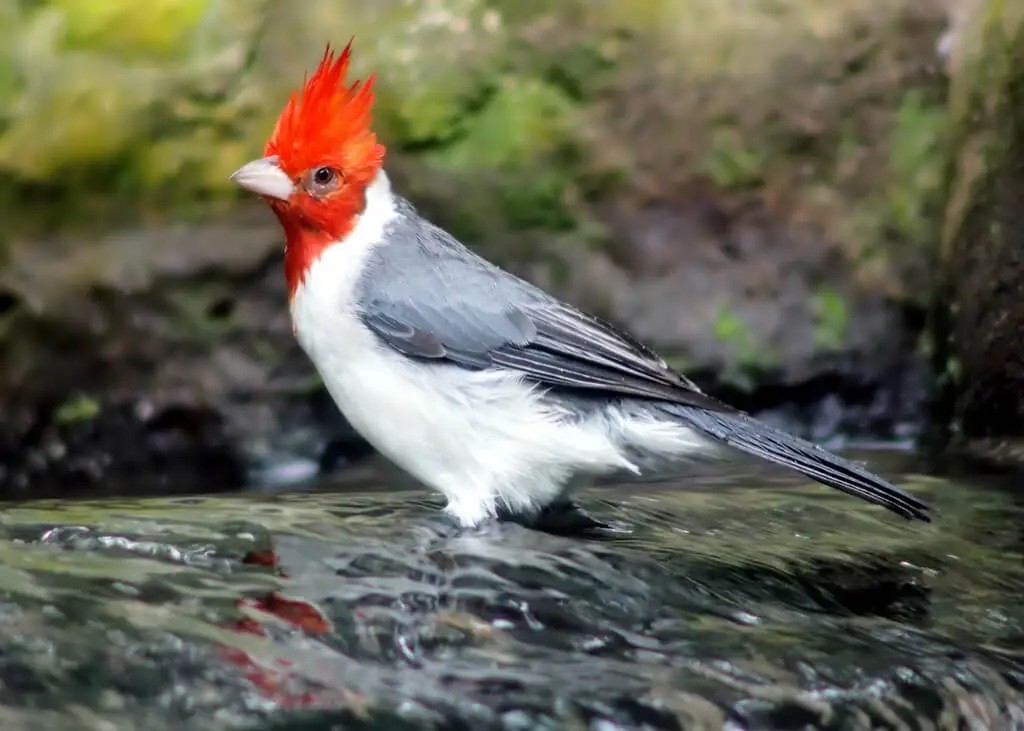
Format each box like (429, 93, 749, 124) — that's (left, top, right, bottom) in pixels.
(0, 453, 1021, 730)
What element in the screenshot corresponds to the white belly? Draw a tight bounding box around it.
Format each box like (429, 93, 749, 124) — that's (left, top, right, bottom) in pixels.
(286, 171, 710, 526)
(294, 287, 631, 523)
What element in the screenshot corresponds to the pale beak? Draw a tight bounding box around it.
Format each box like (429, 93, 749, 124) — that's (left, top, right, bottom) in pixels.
(229, 156, 294, 201)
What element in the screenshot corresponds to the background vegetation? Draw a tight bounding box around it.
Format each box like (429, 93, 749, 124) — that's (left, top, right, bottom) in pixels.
(0, 0, 1020, 492)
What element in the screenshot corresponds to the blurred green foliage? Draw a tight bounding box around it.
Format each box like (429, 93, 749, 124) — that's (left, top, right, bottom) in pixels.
(53, 393, 100, 424)
(887, 90, 947, 244)
(0, 0, 956, 295)
(54, 0, 207, 56)
(703, 128, 768, 191)
(712, 306, 776, 380)
(0, 0, 260, 232)
(811, 286, 850, 352)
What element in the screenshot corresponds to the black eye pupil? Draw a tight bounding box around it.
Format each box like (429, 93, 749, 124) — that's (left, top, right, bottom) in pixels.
(314, 167, 333, 185)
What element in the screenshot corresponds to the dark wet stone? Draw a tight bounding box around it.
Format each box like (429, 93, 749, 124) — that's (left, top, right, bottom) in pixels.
(0, 402, 246, 500)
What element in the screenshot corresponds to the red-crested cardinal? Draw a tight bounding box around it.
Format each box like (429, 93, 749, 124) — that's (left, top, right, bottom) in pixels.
(230, 43, 931, 528)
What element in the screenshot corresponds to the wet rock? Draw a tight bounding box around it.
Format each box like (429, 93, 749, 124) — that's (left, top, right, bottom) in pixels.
(932, 0, 1024, 460)
(0, 461, 1018, 729)
(0, 401, 246, 499)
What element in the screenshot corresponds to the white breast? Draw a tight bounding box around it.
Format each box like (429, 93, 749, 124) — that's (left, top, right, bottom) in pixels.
(290, 171, 710, 526)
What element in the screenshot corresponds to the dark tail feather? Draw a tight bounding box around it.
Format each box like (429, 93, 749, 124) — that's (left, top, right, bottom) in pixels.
(673, 407, 932, 522)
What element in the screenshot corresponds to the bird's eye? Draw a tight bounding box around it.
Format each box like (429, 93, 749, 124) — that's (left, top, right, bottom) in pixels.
(307, 166, 339, 196)
(313, 167, 334, 185)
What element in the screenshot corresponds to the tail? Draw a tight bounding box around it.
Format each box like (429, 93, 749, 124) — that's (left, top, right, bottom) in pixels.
(671, 406, 932, 522)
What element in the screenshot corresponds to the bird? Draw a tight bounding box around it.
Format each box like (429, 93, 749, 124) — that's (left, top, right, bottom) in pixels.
(229, 42, 931, 529)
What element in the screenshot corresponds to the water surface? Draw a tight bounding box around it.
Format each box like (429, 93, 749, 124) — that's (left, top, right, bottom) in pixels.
(0, 454, 1020, 730)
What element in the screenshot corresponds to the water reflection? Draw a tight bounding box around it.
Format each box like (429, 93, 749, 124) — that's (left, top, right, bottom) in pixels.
(0, 455, 1020, 729)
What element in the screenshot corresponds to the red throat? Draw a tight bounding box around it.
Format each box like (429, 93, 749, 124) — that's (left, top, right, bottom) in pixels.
(272, 209, 343, 299)
(263, 41, 386, 299)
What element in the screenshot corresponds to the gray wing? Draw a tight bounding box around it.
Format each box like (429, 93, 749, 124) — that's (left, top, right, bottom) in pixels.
(356, 205, 733, 412)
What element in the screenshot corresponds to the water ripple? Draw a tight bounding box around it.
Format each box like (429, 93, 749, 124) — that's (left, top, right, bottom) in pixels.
(0, 457, 1019, 729)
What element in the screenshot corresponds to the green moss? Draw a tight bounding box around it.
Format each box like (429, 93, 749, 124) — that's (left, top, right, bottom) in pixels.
(660, 351, 693, 375)
(886, 90, 948, 243)
(436, 78, 575, 170)
(713, 307, 758, 364)
(703, 127, 768, 191)
(943, 0, 1024, 259)
(54, 394, 100, 425)
(931, 0, 1024, 439)
(811, 287, 849, 352)
(711, 306, 780, 388)
(839, 86, 948, 299)
(427, 77, 579, 231)
(0, 0, 258, 231)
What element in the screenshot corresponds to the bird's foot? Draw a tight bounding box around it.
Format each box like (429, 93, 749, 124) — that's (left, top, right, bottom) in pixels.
(502, 500, 633, 538)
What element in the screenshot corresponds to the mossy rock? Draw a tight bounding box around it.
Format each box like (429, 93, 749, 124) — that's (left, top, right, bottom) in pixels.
(0, 0, 960, 437)
(933, 0, 1024, 444)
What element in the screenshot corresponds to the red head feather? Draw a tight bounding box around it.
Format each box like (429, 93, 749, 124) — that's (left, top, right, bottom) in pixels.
(265, 41, 385, 181)
(262, 41, 387, 297)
